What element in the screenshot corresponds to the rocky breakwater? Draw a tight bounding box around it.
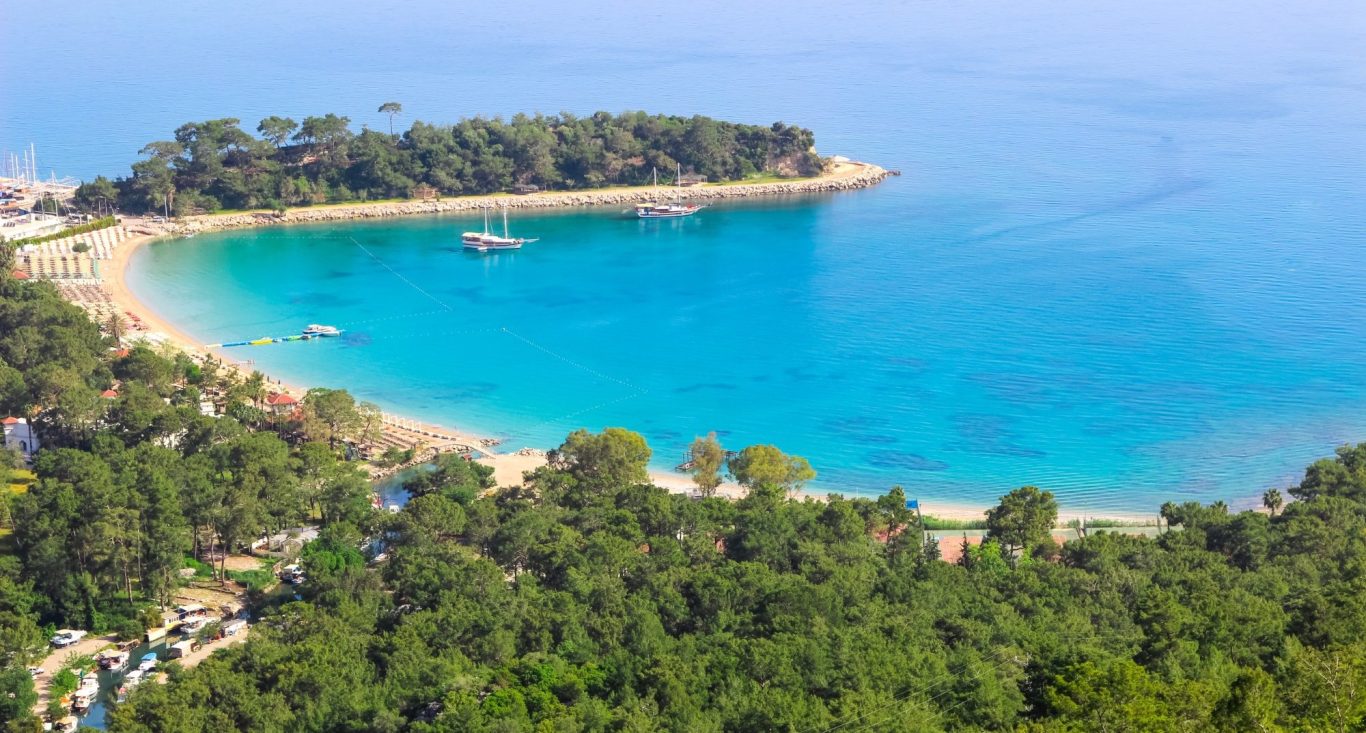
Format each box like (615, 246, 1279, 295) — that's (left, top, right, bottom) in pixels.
(172, 161, 892, 234)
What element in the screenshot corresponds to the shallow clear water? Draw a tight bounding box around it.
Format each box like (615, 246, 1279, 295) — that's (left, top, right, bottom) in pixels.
(10, 0, 1366, 512)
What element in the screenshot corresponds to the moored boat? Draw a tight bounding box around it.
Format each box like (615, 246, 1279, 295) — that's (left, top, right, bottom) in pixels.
(635, 164, 704, 219)
(137, 652, 158, 672)
(302, 324, 342, 337)
(634, 201, 704, 218)
(463, 206, 538, 252)
(71, 676, 99, 712)
(98, 649, 129, 671)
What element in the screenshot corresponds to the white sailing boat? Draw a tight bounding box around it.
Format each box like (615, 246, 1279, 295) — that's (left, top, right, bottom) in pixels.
(635, 163, 703, 218)
(463, 205, 538, 252)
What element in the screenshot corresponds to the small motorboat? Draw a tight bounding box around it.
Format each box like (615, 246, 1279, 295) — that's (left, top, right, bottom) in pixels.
(302, 324, 342, 337)
(71, 687, 97, 713)
(137, 652, 158, 672)
(71, 676, 99, 712)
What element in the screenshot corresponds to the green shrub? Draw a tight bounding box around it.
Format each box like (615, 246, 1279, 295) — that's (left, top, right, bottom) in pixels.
(138, 607, 163, 630)
(112, 616, 144, 641)
(50, 668, 78, 698)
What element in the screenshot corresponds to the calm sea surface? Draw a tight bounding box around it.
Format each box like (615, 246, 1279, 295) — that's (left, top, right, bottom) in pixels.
(7, 0, 1366, 512)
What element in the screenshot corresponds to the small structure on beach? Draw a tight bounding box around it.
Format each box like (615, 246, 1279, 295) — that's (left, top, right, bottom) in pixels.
(511, 183, 541, 195)
(1, 416, 38, 462)
(264, 392, 298, 416)
(410, 183, 438, 201)
(678, 173, 708, 186)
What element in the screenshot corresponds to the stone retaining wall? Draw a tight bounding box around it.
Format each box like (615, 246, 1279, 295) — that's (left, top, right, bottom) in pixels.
(172, 163, 891, 234)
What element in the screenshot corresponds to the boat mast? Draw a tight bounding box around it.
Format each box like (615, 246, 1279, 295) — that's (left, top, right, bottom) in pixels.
(503, 205, 510, 238)
(675, 162, 682, 204)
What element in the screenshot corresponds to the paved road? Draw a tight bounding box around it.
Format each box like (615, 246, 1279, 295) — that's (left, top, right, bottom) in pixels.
(158, 626, 250, 680)
(32, 634, 116, 713)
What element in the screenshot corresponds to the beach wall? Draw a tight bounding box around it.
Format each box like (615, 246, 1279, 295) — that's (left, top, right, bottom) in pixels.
(171, 162, 892, 234)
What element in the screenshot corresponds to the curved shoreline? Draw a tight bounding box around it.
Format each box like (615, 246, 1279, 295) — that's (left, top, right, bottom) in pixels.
(99, 166, 1155, 523)
(169, 160, 894, 234)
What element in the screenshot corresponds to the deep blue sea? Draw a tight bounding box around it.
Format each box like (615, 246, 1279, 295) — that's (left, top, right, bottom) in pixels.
(7, 0, 1366, 512)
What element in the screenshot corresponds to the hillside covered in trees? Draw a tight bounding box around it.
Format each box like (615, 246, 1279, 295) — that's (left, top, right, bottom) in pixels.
(1, 260, 1366, 731)
(72, 111, 824, 215)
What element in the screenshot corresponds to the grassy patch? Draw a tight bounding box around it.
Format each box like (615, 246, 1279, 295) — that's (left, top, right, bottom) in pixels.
(8, 468, 35, 495)
(182, 555, 216, 579)
(208, 197, 413, 216)
(1065, 517, 1156, 529)
(705, 173, 814, 186)
(226, 568, 276, 593)
(920, 516, 989, 531)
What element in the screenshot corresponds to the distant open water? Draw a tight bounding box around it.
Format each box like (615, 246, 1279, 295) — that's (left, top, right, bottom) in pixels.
(8, 0, 1366, 512)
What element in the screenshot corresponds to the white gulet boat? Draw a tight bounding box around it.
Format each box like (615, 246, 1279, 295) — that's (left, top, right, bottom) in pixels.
(634, 163, 704, 218)
(462, 206, 538, 252)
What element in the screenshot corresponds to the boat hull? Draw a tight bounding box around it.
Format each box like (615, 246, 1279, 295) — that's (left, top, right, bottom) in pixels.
(463, 240, 525, 252)
(636, 209, 700, 218)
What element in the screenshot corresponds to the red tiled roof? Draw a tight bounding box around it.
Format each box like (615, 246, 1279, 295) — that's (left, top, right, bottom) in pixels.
(100, 389, 119, 398)
(10, 270, 29, 280)
(266, 393, 298, 406)
(113, 349, 131, 358)
(1, 416, 18, 425)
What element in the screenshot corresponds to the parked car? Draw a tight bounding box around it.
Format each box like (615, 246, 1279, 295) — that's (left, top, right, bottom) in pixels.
(50, 629, 87, 648)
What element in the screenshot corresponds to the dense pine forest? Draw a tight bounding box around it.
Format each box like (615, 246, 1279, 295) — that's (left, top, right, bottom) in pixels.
(71, 110, 824, 215)
(0, 260, 1365, 731)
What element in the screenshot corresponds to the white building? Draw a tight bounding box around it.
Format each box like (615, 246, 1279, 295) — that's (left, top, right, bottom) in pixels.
(2, 417, 39, 462)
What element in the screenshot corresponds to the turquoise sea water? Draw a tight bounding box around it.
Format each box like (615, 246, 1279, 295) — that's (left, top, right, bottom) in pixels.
(9, 0, 1366, 511)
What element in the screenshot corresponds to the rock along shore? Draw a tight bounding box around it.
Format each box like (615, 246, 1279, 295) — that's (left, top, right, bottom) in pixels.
(171, 161, 892, 234)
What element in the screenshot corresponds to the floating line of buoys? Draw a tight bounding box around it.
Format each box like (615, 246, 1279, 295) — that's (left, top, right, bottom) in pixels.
(208, 331, 344, 348)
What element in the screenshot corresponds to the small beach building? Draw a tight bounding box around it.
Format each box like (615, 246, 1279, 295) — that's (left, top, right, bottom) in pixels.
(265, 392, 298, 416)
(1, 417, 38, 462)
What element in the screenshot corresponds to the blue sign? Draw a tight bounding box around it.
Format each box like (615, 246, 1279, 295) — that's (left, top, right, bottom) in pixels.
(906, 499, 919, 510)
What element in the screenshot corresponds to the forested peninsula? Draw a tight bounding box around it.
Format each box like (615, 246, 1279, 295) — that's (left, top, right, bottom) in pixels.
(0, 259, 1365, 730)
(73, 111, 826, 215)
